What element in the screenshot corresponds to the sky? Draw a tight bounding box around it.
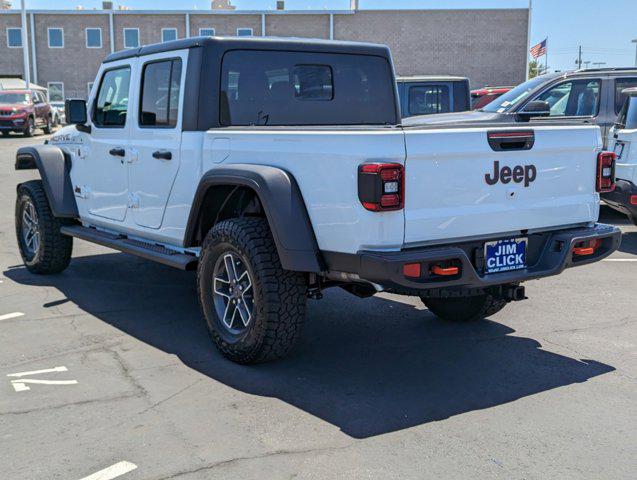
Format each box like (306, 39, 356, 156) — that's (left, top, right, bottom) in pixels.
(11, 0, 637, 71)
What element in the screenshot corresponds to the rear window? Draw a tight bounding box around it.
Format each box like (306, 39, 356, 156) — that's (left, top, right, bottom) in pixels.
(408, 85, 450, 115)
(220, 50, 396, 126)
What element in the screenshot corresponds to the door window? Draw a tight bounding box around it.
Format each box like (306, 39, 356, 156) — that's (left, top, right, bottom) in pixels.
(615, 78, 637, 114)
(408, 85, 450, 115)
(532, 79, 601, 117)
(139, 59, 182, 128)
(93, 66, 131, 127)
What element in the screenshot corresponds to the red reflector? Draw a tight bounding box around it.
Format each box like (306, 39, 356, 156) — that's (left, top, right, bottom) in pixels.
(380, 168, 400, 181)
(630, 195, 637, 206)
(380, 194, 400, 208)
(403, 263, 421, 278)
(431, 265, 459, 276)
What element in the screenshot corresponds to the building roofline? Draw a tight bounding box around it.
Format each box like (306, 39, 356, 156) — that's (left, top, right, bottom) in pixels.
(0, 7, 528, 15)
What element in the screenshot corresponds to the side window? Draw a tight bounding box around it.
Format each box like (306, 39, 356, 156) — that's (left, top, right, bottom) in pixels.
(139, 59, 182, 128)
(408, 85, 450, 115)
(93, 66, 131, 127)
(533, 79, 601, 117)
(220, 50, 395, 126)
(615, 78, 637, 114)
(617, 96, 637, 130)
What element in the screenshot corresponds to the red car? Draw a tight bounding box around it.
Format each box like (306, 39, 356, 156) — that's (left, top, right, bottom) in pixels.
(471, 86, 513, 110)
(0, 89, 53, 137)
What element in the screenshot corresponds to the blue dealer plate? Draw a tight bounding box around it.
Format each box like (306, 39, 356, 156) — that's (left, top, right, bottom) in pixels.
(484, 237, 527, 274)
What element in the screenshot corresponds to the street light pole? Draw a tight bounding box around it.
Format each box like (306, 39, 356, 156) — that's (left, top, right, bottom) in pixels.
(20, 0, 31, 86)
(633, 39, 637, 67)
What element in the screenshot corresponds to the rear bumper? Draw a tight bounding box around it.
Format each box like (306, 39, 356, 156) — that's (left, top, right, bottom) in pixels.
(324, 224, 621, 292)
(602, 179, 637, 220)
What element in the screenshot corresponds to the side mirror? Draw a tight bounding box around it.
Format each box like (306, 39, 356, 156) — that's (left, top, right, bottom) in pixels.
(65, 99, 90, 133)
(518, 100, 551, 120)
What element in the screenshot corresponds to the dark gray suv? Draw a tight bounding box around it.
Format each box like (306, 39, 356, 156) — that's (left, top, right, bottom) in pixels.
(406, 67, 637, 146)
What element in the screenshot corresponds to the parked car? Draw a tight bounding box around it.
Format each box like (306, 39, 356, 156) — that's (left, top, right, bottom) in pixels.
(397, 75, 470, 117)
(49, 101, 66, 126)
(471, 86, 513, 109)
(15, 37, 620, 364)
(0, 89, 53, 137)
(409, 68, 637, 147)
(603, 87, 637, 224)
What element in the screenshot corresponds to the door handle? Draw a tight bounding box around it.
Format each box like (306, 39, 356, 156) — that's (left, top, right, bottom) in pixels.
(152, 150, 172, 160)
(109, 147, 125, 157)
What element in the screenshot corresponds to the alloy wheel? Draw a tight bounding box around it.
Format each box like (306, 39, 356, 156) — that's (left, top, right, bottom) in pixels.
(212, 251, 254, 333)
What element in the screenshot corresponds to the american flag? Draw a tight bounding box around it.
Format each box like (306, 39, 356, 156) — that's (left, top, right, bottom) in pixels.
(530, 39, 547, 59)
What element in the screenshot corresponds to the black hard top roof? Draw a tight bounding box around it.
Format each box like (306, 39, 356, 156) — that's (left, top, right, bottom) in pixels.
(104, 36, 392, 63)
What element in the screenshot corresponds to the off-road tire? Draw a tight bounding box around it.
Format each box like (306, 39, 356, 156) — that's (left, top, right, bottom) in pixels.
(422, 294, 508, 322)
(15, 180, 73, 274)
(197, 217, 307, 364)
(42, 116, 52, 134)
(23, 117, 35, 137)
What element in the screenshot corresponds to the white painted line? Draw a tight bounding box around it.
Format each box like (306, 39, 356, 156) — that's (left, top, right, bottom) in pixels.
(603, 258, 637, 262)
(0, 312, 24, 321)
(78, 461, 138, 480)
(10, 379, 78, 391)
(7, 366, 68, 377)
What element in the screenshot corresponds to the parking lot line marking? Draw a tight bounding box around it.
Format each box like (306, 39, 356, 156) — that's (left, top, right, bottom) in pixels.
(7, 366, 68, 377)
(603, 258, 637, 262)
(10, 379, 79, 392)
(0, 312, 24, 321)
(78, 461, 138, 480)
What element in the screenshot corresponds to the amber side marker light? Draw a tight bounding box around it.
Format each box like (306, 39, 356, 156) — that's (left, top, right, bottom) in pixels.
(403, 263, 421, 278)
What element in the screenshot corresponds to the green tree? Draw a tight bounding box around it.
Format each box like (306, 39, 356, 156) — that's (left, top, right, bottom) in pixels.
(528, 59, 540, 79)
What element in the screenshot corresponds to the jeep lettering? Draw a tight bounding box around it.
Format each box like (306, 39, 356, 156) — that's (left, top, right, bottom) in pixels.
(485, 161, 537, 187)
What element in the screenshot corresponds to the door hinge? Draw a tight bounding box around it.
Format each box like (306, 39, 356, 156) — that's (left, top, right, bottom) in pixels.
(127, 193, 140, 209)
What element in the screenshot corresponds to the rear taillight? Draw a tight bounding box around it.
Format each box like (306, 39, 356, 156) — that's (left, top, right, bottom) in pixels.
(596, 152, 616, 193)
(358, 163, 404, 211)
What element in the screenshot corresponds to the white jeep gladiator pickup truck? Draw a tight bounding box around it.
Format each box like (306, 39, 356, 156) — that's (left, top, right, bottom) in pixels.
(14, 37, 621, 364)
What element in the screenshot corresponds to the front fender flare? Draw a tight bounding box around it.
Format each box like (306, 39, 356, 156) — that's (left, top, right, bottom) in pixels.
(184, 165, 324, 273)
(15, 145, 79, 218)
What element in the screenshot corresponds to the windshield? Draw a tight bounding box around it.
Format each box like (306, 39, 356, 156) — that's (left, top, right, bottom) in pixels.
(0, 93, 29, 105)
(482, 76, 550, 113)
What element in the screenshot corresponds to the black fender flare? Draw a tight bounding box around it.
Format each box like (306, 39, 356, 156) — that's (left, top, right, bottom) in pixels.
(184, 164, 324, 273)
(15, 145, 79, 219)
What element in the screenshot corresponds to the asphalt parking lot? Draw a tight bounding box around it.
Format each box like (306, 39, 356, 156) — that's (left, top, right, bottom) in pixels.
(1, 132, 636, 480)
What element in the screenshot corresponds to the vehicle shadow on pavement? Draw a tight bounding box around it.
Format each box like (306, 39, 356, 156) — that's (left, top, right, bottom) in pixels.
(5, 254, 615, 439)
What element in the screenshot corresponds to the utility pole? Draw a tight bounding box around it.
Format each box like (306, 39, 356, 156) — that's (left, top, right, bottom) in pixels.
(526, 0, 533, 80)
(20, 0, 30, 86)
(577, 45, 582, 69)
(633, 40, 637, 67)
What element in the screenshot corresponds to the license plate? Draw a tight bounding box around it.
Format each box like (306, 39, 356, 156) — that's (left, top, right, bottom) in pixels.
(484, 237, 527, 274)
(614, 142, 624, 160)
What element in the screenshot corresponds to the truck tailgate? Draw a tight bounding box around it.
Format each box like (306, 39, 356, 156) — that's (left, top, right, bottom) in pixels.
(403, 125, 601, 246)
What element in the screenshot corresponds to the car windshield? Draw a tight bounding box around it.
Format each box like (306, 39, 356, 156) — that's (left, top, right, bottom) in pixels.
(0, 93, 29, 105)
(481, 76, 552, 113)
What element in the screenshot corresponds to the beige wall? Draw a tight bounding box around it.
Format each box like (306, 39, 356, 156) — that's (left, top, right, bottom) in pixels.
(34, 14, 109, 98)
(0, 9, 528, 100)
(0, 13, 27, 78)
(265, 14, 329, 39)
(190, 14, 262, 37)
(335, 9, 529, 87)
(113, 14, 186, 51)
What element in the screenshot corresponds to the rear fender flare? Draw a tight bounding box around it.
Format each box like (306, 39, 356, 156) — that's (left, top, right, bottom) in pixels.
(15, 145, 79, 218)
(184, 164, 324, 273)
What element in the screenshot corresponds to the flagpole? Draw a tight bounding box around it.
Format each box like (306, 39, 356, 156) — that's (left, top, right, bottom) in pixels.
(526, 0, 533, 80)
(544, 38, 548, 74)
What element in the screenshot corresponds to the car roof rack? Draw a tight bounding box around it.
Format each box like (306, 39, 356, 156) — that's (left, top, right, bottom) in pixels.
(573, 67, 637, 73)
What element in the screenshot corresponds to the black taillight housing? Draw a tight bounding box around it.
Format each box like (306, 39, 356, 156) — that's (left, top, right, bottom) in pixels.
(358, 163, 404, 211)
(596, 152, 616, 193)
